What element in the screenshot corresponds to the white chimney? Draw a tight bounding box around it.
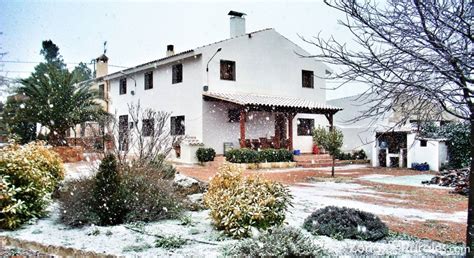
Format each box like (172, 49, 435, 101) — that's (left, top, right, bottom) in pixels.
(228, 11, 246, 38)
(166, 45, 175, 57)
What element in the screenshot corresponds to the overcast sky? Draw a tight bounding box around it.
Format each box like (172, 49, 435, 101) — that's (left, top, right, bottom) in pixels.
(0, 0, 367, 100)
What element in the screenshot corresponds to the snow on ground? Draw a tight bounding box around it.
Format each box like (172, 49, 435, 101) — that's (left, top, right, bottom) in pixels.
(359, 174, 450, 189)
(0, 163, 467, 256)
(289, 181, 466, 223)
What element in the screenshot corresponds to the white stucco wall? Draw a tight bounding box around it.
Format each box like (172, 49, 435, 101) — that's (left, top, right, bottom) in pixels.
(108, 55, 204, 144)
(406, 133, 447, 172)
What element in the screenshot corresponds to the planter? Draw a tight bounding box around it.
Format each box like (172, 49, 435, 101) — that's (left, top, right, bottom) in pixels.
(312, 144, 320, 154)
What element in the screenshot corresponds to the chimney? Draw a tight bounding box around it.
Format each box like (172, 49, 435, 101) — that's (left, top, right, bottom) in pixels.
(166, 45, 175, 57)
(228, 10, 246, 38)
(95, 54, 108, 78)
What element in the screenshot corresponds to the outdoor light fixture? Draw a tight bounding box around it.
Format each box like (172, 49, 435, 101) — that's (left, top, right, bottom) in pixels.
(204, 48, 223, 92)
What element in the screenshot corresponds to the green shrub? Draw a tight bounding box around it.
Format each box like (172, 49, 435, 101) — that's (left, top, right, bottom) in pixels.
(0, 141, 65, 229)
(222, 226, 324, 256)
(93, 154, 126, 225)
(226, 148, 293, 163)
(258, 148, 293, 162)
(204, 164, 292, 238)
(58, 177, 99, 227)
(148, 154, 177, 180)
(121, 163, 184, 223)
(155, 236, 187, 249)
(303, 206, 388, 241)
(58, 156, 184, 227)
(196, 147, 216, 163)
(225, 148, 259, 163)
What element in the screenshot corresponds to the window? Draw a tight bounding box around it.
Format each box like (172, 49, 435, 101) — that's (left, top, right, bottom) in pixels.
(119, 78, 127, 95)
(302, 70, 314, 88)
(420, 140, 427, 147)
(172, 64, 183, 84)
(171, 116, 185, 135)
(228, 109, 241, 123)
(98, 84, 105, 99)
(297, 118, 314, 136)
(144, 71, 153, 90)
(142, 119, 154, 137)
(220, 60, 236, 81)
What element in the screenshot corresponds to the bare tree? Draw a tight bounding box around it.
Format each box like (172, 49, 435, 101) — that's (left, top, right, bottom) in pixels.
(107, 102, 181, 164)
(301, 0, 472, 253)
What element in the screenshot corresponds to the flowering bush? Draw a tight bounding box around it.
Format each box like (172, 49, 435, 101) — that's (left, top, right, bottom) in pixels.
(303, 206, 388, 241)
(0, 141, 65, 229)
(204, 164, 292, 238)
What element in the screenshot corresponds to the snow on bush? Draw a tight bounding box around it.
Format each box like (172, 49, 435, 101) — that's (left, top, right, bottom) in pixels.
(204, 164, 292, 238)
(58, 154, 185, 227)
(303, 206, 389, 241)
(0, 141, 64, 229)
(222, 226, 324, 256)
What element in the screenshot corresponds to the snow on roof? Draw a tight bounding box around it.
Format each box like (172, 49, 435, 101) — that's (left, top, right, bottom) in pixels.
(203, 91, 342, 112)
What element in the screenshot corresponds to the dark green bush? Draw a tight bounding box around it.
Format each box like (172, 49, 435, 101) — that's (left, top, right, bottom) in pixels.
(93, 154, 126, 225)
(121, 164, 184, 223)
(226, 148, 293, 163)
(58, 154, 185, 227)
(196, 147, 216, 163)
(58, 177, 99, 227)
(258, 148, 293, 162)
(222, 226, 324, 256)
(303, 206, 388, 241)
(225, 148, 259, 163)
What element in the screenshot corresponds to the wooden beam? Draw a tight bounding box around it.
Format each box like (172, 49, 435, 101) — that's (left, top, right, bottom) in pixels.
(325, 113, 334, 131)
(239, 109, 246, 148)
(287, 113, 295, 151)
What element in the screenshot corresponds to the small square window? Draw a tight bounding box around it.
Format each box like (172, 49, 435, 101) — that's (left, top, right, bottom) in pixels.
(172, 64, 183, 84)
(302, 70, 314, 88)
(297, 118, 314, 136)
(119, 78, 127, 95)
(171, 116, 185, 136)
(220, 60, 236, 81)
(144, 71, 153, 90)
(142, 119, 154, 137)
(420, 140, 427, 147)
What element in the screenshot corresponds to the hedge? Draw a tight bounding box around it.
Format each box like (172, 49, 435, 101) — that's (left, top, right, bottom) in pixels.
(225, 148, 293, 163)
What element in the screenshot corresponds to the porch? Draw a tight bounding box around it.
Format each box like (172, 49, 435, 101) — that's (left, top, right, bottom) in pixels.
(202, 91, 342, 153)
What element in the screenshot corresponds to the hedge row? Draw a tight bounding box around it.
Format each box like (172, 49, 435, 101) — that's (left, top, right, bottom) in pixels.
(225, 148, 293, 163)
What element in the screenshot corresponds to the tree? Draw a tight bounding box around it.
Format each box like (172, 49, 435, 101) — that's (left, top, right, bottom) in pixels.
(313, 126, 343, 177)
(2, 96, 36, 144)
(15, 41, 105, 146)
(302, 0, 472, 253)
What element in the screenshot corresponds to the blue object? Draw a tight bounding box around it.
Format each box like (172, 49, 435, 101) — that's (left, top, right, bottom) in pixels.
(412, 163, 429, 171)
(293, 149, 301, 155)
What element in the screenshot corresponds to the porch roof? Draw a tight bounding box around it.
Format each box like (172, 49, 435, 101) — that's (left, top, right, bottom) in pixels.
(203, 91, 343, 114)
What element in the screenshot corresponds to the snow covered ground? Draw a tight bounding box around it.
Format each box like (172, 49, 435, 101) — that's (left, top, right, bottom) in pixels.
(0, 163, 467, 256)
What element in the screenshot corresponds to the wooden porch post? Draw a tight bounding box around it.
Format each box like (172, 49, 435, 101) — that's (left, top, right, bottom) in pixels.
(325, 113, 334, 131)
(287, 113, 295, 151)
(239, 109, 246, 148)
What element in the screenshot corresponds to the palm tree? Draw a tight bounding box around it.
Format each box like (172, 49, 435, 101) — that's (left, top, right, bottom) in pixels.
(17, 63, 106, 146)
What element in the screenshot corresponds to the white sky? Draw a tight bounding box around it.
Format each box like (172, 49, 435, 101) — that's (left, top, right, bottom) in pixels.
(0, 0, 367, 100)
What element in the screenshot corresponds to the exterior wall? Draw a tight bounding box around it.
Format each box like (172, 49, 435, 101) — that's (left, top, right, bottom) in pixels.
(108, 55, 204, 144)
(293, 113, 329, 153)
(200, 29, 327, 104)
(406, 133, 446, 172)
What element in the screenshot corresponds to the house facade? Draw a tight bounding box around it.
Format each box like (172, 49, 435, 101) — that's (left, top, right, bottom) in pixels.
(97, 11, 341, 162)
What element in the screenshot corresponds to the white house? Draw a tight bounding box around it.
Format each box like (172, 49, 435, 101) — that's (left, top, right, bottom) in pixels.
(327, 93, 453, 171)
(96, 11, 341, 163)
